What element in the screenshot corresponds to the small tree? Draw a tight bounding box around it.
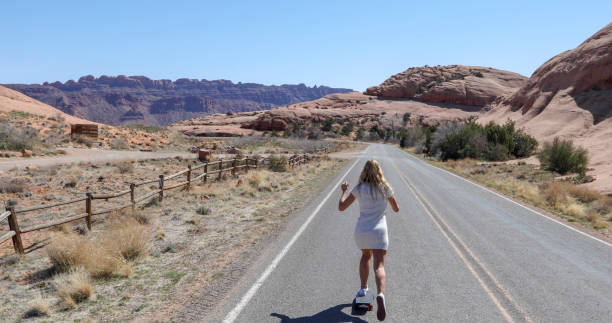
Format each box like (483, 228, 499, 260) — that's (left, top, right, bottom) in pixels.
(402, 113, 411, 126)
(341, 122, 354, 136)
(355, 127, 365, 141)
(321, 118, 334, 132)
(538, 138, 588, 175)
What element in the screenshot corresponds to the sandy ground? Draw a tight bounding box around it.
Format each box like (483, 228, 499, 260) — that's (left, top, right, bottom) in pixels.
(0, 148, 193, 171)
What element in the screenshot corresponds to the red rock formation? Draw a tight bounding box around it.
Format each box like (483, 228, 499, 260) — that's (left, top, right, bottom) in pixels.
(4, 76, 352, 126)
(480, 22, 612, 193)
(365, 65, 526, 106)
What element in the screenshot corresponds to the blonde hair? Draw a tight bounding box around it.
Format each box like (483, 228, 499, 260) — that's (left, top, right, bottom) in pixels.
(358, 160, 391, 199)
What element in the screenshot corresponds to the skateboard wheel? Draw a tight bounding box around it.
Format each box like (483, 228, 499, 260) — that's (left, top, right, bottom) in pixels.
(368, 304, 373, 311)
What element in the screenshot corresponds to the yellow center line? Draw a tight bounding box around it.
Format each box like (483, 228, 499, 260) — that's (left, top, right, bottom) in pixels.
(388, 156, 533, 323)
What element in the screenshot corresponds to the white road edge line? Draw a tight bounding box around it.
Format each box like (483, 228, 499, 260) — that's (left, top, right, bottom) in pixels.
(398, 148, 612, 249)
(222, 151, 364, 323)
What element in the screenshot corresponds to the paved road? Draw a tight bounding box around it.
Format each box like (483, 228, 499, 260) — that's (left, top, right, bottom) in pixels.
(199, 143, 612, 322)
(0, 148, 193, 171)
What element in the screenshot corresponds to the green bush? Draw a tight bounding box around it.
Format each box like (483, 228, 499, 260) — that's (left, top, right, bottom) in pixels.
(355, 128, 365, 141)
(341, 123, 354, 136)
(321, 118, 334, 132)
(429, 120, 537, 161)
(538, 138, 588, 175)
(268, 155, 288, 172)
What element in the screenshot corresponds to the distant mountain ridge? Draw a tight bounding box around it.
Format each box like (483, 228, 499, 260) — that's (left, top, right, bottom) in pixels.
(4, 75, 352, 126)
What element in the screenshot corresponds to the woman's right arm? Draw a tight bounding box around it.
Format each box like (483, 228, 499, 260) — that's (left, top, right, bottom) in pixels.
(338, 181, 356, 211)
(388, 197, 399, 212)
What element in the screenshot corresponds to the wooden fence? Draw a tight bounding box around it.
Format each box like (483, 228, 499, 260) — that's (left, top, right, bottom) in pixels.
(0, 148, 327, 255)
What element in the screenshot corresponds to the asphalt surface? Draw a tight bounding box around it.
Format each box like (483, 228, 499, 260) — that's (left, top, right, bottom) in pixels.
(202, 143, 612, 323)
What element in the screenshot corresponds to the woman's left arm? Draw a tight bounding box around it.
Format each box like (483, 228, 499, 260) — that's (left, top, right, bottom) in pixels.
(388, 197, 399, 212)
(338, 181, 355, 211)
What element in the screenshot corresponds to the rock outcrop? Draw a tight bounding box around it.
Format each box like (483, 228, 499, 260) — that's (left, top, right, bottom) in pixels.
(480, 22, 612, 194)
(171, 92, 481, 136)
(365, 65, 527, 106)
(4, 76, 352, 126)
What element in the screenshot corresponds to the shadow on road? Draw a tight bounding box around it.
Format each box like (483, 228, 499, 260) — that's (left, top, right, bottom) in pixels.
(270, 304, 368, 322)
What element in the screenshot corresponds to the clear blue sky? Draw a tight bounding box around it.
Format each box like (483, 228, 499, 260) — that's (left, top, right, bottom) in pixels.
(1, 1, 610, 91)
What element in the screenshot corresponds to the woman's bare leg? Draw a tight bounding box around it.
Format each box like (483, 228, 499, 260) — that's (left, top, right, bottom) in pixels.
(359, 249, 372, 290)
(373, 249, 387, 295)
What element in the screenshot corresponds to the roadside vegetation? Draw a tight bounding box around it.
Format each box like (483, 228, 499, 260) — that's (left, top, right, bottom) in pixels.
(0, 139, 351, 321)
(405, 147, 609, 235)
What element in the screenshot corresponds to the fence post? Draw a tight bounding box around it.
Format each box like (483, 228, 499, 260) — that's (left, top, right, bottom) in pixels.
(187, 165, 192, 191)
(245, 158, 250, 173)
(7, 207, 24, 255)
(159, 175, 164, 201)
(203, 162, 208, 183)
(232, 158, 237, 176)
(130, 183, 136, 211)
(85, 193, 92, 231)
(218, 161, 223, 181)
(255, 158, 258, 169)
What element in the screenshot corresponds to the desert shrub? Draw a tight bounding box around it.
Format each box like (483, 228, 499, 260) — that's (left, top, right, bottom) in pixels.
(0, 177, 27, 193)
(341, 122, 354, 136)
(543, 182, 570, 208)
(23, 298, 50, 318)
(196, 205, 211, 215)
(115, 161, 134, 174)
(126, 124, 163, 133)
(0, 122, 41, 151)
(402, 112, 411, 125)
(268, 155, 288, 172)
(54, 267, 92, 308)
(308, 128, 322, 140)
(485, 143, 510, 161)
(430, 122, 464, 160)
(71, 134, 94, 147)
(399, 128, 422, 148)
(100, 217, 149, 261)
(247, 172, 263, 187)
(47, 232, 119, 277)
(564, 185, 601, 203)
(321, 118, 334, 132)
(512, 131, 538, 157)
(538, 138, 588, 175)
(110, 137, 129, 150)
(429, 120, 537, 161)
(355, 127, 365, 141)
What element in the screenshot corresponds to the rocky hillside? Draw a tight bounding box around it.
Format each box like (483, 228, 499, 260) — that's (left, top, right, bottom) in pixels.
(4, 76, 352, 126)
(171, 92, 482, 137)
(365, 65, 527, 106)
(0, 85, 92, 125)
(480, 22, 612, 193)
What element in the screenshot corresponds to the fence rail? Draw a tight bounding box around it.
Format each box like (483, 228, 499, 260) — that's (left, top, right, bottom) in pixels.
(1, 147, 327, 255)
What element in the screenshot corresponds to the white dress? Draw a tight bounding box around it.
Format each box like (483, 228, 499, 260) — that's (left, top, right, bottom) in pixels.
(350, 183, 394, 250)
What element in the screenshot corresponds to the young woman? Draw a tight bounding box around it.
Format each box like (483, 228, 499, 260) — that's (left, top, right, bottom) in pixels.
(339, 160, 399, 321)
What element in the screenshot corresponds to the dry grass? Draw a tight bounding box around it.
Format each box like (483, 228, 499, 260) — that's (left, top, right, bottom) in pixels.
(23, 298, 50, 318)
(100, 216, 150, 261)
(46, 232, 120, 278)
(54, 267, 92, 308)
(416, 153, 610, 231)
(115, 160, 135, 174)
(46, 215, 149, 277)
(0, 177, 27, 193)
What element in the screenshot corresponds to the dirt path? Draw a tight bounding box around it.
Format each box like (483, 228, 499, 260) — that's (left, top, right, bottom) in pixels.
(0, 148, 194, 171)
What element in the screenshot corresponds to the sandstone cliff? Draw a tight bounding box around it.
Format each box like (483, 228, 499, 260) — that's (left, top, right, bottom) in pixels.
(4, 76, 352, 126)
(479, 22, 612, 193)
(365, 65, 527, 106)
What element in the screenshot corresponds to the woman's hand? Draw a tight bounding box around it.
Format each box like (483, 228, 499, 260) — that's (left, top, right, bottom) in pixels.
(341, 181, 349, 192)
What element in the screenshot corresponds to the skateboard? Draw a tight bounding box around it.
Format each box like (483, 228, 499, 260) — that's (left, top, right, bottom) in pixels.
(353, 291, 374, 311)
